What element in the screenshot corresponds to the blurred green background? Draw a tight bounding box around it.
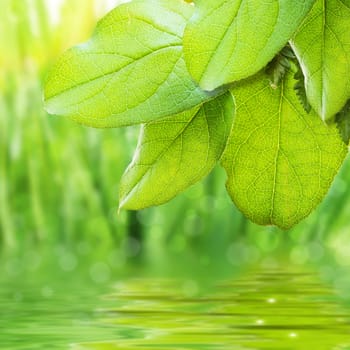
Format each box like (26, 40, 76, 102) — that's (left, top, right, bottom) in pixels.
(2, 1, 350, 349)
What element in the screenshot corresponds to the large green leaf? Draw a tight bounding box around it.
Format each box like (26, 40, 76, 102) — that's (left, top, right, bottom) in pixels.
(183, 0, 315, 91)
(44, 0, 217, 128)
(119, 92, 234, 210)
(222, 71, 347, 229)
(290, 0, 350, 121)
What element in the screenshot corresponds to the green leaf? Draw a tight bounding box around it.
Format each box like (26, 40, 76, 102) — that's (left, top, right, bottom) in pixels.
(290, 0, 350, 121)
(294, 66, 312, 114)
(119, 92, 234, 210)
(183, 0, 315, 91)
(44, 0, 217, 128)
(336, 100, 350, 144)
(222, 70, 347, 230)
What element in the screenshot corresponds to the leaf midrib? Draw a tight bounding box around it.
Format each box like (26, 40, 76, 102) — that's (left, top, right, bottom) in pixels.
(199, 0, 243, 83)
(120, 107, 203, 205)
(46, 44, 182, 102)
(270, 81, 283, 223)
(321, 0, 326, 117)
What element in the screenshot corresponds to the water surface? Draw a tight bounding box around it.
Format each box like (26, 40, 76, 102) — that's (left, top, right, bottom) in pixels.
(1, 253, 350, 349)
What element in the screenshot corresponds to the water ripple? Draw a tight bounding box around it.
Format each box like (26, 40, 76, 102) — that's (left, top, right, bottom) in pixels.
(74, 268, 350, 350)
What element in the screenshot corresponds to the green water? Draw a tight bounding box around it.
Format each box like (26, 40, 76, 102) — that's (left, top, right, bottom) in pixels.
(1, 252, 350, 350)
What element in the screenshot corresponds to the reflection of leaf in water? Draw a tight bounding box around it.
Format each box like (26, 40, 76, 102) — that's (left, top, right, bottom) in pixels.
(73, 269, 350, 350)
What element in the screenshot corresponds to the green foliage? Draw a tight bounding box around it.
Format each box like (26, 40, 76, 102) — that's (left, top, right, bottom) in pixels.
(119, 92, 234, 209)
(290, 0, 350, 121)
(44, 0, 218, 128)
(44, 0, 350, 229)
(183, 0, 316, 90)
(222, 70, 347, 229)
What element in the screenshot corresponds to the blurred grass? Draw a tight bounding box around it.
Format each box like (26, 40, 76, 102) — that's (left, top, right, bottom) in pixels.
(1, 0, 350, 268)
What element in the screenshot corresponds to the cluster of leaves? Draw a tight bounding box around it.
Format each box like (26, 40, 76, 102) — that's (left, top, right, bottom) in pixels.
(44, 0, 350, 229)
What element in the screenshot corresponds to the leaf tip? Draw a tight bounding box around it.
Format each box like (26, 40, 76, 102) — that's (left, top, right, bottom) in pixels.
(118, 195, 131, 212)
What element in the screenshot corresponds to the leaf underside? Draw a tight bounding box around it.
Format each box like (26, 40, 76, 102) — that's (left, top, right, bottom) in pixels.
(222, 70, 347, 230)
(290, 0, 350, 121)
(44, 0, 218, 128)
(184, 0, 316, 91)
(119, 92, 235, 210)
